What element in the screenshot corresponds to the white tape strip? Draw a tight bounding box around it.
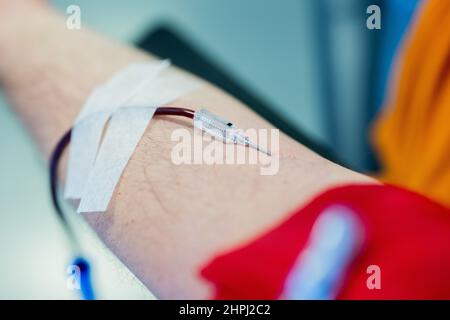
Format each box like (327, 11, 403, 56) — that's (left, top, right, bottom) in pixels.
(125, 71, 200, 107)
(77, 107, 156, 213)
(75, 72, 200, 213)
(64, 60, 170, 199)
(64, 109, 110, 199)
(76, 61, 170, 122)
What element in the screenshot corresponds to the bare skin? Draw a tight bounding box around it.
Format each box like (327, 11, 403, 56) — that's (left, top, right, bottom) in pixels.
(0, 1, 375, 298)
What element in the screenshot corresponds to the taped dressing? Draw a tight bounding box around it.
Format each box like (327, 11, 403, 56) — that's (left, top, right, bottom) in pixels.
(65, 60, 170, 199)
(77, 107, 156, 213)
(64, 60, 200, 213)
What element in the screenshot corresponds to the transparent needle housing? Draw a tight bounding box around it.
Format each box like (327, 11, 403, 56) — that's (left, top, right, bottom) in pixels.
(193, 108, 271, 155)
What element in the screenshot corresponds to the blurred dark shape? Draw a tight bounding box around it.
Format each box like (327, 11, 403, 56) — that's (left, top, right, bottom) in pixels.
(136, 25, 343, 166)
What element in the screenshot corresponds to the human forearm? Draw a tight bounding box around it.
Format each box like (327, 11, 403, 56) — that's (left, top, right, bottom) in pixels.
(0, 3, 375, 299)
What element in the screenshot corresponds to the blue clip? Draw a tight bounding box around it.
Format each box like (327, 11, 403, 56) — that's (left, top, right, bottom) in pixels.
(72, 256, 95, 300)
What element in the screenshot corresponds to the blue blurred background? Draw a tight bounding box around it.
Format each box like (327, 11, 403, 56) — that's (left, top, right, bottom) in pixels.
(0, 0, 420, 298)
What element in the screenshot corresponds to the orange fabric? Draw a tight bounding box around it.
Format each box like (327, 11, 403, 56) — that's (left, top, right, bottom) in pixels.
(373, 0, 450, 206)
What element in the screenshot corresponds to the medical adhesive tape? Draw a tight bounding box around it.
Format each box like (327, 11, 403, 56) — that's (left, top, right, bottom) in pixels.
(64, 60, 201, 213)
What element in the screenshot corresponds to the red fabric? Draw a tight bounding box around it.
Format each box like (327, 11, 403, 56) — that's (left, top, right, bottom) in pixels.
(200, 184, 450, 299)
